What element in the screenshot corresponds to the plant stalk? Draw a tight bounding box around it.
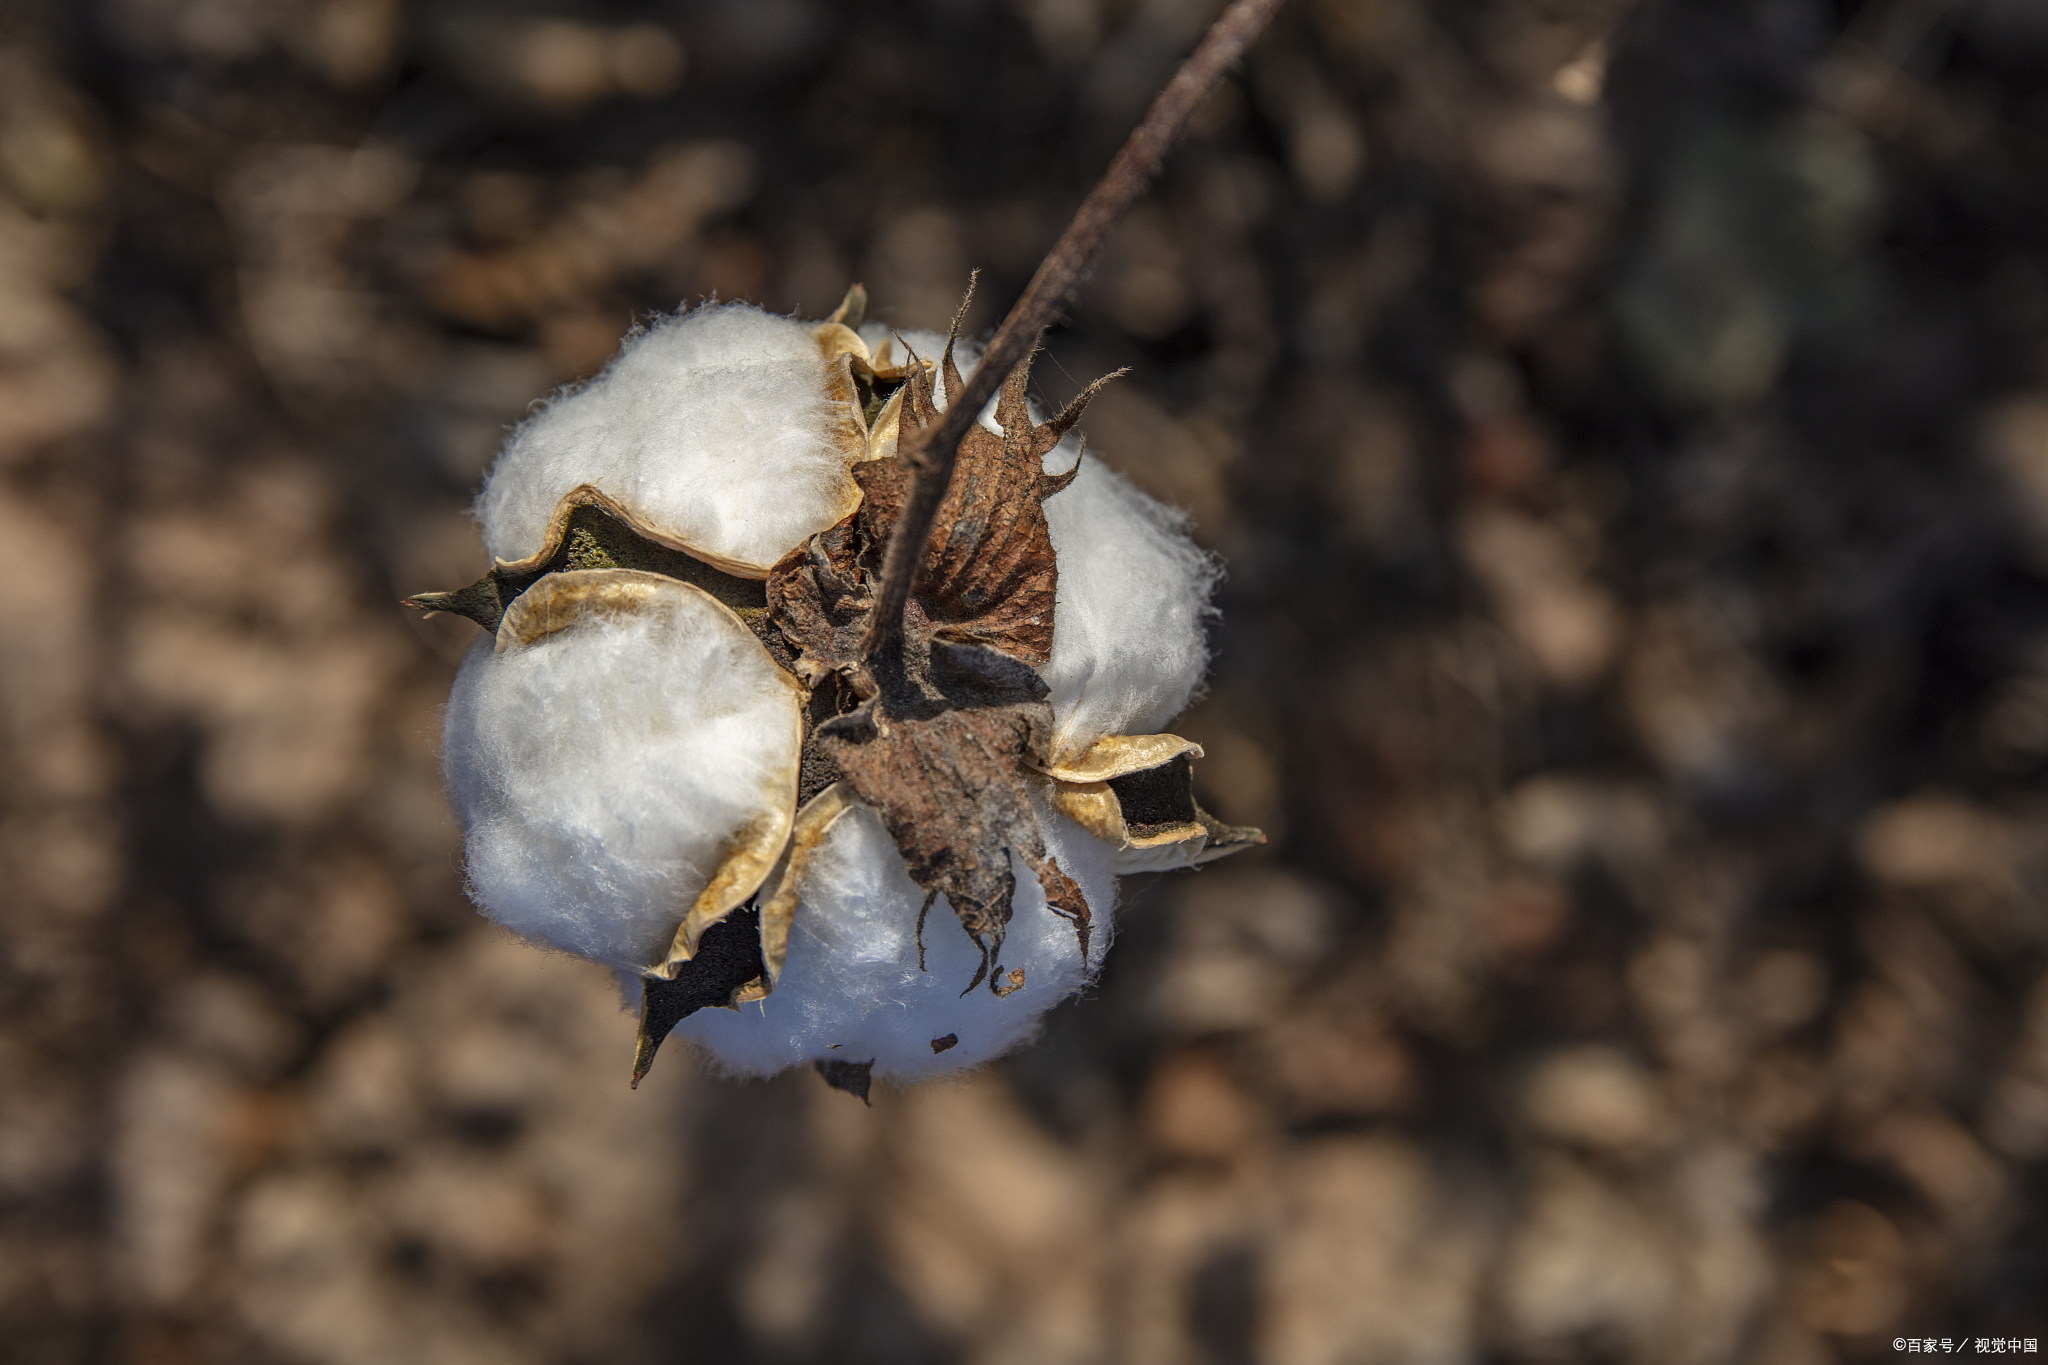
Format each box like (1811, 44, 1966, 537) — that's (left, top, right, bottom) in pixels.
(861, 0, 1286, 662)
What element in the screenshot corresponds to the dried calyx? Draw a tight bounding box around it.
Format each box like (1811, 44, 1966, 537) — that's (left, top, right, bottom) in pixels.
(776, 283, 1118, 1004)
(411, 283, 1258, 1093)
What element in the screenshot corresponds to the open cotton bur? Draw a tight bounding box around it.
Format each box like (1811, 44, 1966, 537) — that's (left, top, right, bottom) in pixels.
(410, 289, 1260, 1098)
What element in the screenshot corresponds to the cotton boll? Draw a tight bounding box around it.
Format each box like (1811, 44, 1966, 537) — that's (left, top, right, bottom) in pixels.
(428, 297, 1236, 1090)
(676, 800, 1117, 1081)
(444, 572, 802, 974)
(478, 304, 858, 573)
(872, 324, 1221, 762)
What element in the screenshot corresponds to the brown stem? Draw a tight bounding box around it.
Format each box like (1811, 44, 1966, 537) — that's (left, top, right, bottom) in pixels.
(861, 0, 1286, 662)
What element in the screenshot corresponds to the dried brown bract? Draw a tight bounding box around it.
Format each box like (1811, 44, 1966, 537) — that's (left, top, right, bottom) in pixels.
(768, 301, 1112, 997)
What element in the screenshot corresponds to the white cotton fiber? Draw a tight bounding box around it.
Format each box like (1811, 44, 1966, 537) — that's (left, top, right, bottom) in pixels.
(676, 800, 1117, 1081)
(1038, 455, 1221, 762)
(443, 579, 801, 975)
(477, 304, 855, 573)
(870, 325, 1221, 761)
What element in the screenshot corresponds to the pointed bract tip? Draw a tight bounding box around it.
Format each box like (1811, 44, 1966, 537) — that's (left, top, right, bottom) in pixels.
(942, 273, 977, 404)
(630, 1045, 651, 1090)
(1041, 367, 1126, 443)
(946, 272, 978, 343)
(829, 282, 868, 330)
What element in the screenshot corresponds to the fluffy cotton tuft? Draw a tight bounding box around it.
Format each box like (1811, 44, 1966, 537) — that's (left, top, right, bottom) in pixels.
(1040, 458, 1221, 759)
(870, 325, 1221, 762)
(478, 304, 856, 572)
(443, 578, 801, 975)
(676, 802, 1116, 1080)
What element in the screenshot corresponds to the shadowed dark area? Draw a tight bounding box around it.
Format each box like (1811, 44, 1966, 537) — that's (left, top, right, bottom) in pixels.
(632, 906, 767, 1089)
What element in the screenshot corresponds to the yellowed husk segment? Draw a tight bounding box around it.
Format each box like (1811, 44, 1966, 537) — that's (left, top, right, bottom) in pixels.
(1038, 733, 1203, 783)
(812, 286, 922, 468)
(497, 565, 682, 650)
(754, 781, 862, 985)
(814, 319, 874, 468)
(492, 483, 776, 581)
(1044, 731, 1210, 853)
(1037, 731, 1265, 872)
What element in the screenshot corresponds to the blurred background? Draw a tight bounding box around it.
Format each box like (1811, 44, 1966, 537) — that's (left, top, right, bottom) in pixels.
(3, 0, 2047, 1360)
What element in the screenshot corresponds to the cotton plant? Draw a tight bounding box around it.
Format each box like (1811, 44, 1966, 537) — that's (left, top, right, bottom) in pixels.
(406, 0, 1283, 1099)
